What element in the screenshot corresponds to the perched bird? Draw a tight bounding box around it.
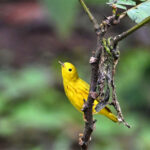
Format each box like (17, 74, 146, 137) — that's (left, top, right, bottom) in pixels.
(59, 61, 118, 122)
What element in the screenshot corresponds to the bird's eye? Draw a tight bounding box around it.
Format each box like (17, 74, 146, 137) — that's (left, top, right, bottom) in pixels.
(68, 68, 72, 72)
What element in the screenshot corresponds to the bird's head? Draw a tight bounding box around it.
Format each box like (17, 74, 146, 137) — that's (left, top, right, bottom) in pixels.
(59, 61, 78, 81)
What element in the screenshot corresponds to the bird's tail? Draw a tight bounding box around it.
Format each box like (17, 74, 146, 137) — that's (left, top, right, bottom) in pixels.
(98, 106, 118, 122)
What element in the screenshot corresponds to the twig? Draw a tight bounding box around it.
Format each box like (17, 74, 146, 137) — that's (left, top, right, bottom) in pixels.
(111, 59, 131, 128)
(114, 16, 150, 44)
(79, 0, 100, 31)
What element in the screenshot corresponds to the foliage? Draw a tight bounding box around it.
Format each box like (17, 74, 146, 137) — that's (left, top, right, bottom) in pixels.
(127, 0, 150, 23)
(108, 0, 150, 23)
(108, 0, 136, 10)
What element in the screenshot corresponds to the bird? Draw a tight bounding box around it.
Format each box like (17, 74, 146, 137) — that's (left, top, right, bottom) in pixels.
(59, 61, 118, 122)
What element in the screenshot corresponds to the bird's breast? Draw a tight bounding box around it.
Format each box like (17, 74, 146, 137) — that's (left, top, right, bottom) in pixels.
(63, 80, 87, 112)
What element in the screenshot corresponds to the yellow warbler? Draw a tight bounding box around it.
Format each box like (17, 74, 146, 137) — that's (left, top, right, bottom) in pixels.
(59, 61, 118, 122)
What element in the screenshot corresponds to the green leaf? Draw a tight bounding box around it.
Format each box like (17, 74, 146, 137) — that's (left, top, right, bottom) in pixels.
(108, 0, 136, 6)
(127, 0, 150, 23)
(41, 0, 78, 37)
(115, 4, 127, 10)
(116, 0, 135, 6)
(108, 0, 136, 10)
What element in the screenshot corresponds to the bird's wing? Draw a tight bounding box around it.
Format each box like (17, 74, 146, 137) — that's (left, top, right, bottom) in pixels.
(76, 78, 89, 96)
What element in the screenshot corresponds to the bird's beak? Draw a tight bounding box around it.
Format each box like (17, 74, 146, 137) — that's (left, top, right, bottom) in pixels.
(58, 61, 65, 67)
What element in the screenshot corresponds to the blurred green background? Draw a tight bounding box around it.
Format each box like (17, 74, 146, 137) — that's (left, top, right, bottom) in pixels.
(0, 0, 150, 150)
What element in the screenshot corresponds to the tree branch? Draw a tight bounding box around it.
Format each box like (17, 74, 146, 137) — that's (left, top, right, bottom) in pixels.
(78, 0, 150, 149)
(78, 0, 125, 149)
(78, 1, 103, 150)
(78, 0, 121, 149)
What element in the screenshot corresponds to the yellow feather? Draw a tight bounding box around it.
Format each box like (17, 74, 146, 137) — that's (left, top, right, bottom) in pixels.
(60, 62, 118, 122)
